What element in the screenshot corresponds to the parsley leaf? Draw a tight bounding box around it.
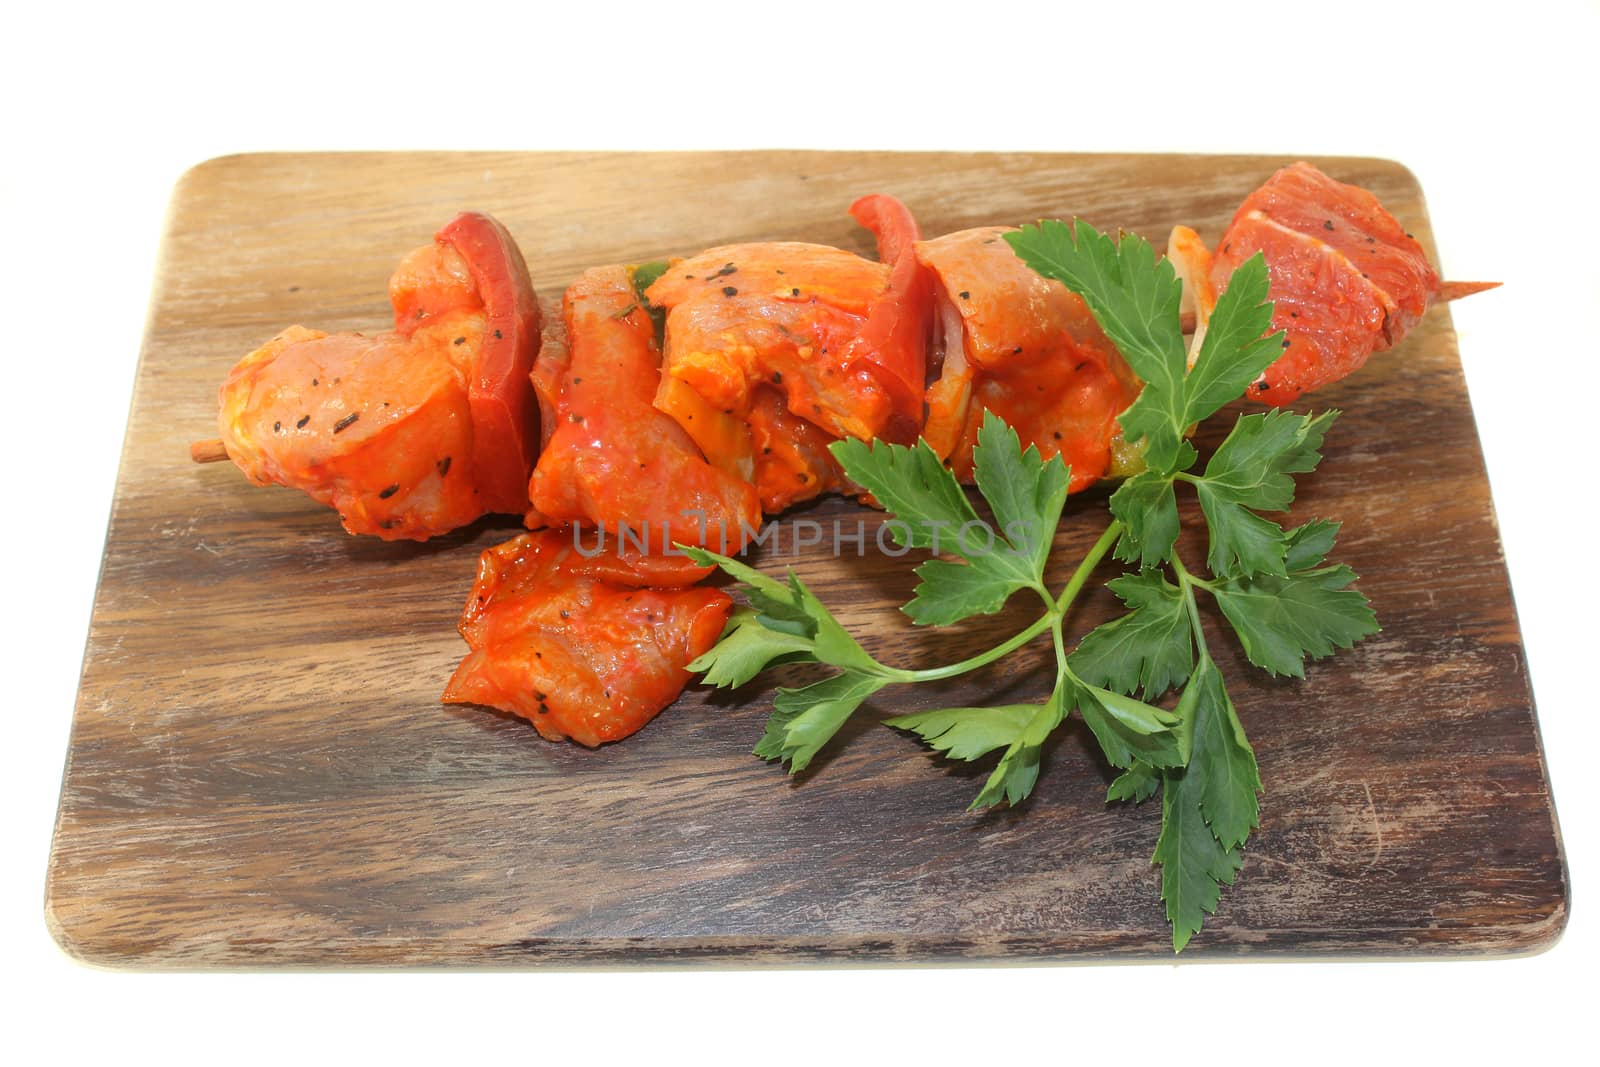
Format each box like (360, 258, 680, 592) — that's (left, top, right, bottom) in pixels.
(758, 670, 889, 772)
(1154, 761, 1244, 953)
(1284, 519, 1342, 572)
(1180, 254, 1284, 425)
(836, 411, 1062, 627)
(1150, 657, 1259, 951)
(1108, 467, 1185, 568)
(1190, 410, 1337, 577)
(679, 546, 880, 675)
(1006, 221, 1190, 472)
(903, 552, 1036, 626)
(627, 260, 672, 344)
(1198, 409, 1336, 513)
(891, 670, 1183, 809)
(884, 704, 1041, 761)
(1200, 505, 1287, 586)
(969, 682, 1070, 810)
(971, 410, 1071, 574)
(1070, 569, 1195, 700)
(1213, 563, 1379, 678)
(628, 259, 671, 294)
(1107, 762, 1160, 804)
(888, 685, 1070, 811)
(1182, 657, 1261, 850)
(1008, 222, 1284, 487)
(829, 437, 980, 550)
(1072, 678, 1187, 770)
(688, 607, 815, 689)
(683, 547, 900, 771)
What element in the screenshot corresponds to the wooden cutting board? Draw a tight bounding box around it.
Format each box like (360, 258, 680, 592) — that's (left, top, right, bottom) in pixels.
(45, 151, 1567, 966)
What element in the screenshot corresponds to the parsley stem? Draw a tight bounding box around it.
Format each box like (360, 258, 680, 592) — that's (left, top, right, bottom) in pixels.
(1046, 522, 1124, 692)
(880, 613, 1054, 683)
(1055, 520, 1123, 614)
(1049, 611, 1071, 687)
(1170, 554, 1211, 659)
(879, 519, 1123, 685)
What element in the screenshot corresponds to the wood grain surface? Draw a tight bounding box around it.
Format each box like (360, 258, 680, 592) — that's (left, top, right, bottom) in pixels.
(44, 151, 1567, 967)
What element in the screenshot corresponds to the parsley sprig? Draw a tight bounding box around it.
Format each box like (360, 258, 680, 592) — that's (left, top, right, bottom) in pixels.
(683, 218, 1378, 952)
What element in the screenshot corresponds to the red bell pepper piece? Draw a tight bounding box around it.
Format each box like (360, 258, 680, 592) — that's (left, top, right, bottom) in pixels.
(844, 194, 934, 443)
(434, 211, 543, 515)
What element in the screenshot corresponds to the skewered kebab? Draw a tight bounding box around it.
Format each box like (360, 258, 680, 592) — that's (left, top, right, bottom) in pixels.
(641, 194, 929, 514)
(920, 164, 1495, 489)
(1175, 162, 1497, 401)
(526, 263, 760, 563)
(193, 211, 540, 540)
(917, 225, 1144, 490)
(192, 164, 1494, 747)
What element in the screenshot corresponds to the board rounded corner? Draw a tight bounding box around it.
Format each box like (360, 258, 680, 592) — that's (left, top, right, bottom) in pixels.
(43, 881, 131, 972)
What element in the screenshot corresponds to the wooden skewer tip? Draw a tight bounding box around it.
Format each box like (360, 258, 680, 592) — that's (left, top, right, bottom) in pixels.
(1439, 280, 1501, 302)
(190, 438, 229, 464)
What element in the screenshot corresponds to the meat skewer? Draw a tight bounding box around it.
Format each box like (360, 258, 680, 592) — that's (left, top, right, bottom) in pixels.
(917, 225, 1144, 490)
(525, 262, 761, 563)
(640, 195, 929, 514)
(180, 311, 1244, 473)
(189, 169, 1495, 747)
(1203, 162, 1497, 402)
(193, 211, 541, 540)
(913, 162, 1495, 490)
(190, 174, 1489, 483)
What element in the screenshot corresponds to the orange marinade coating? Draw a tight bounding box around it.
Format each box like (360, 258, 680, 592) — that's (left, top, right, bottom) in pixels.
(527, 264, 761, 560)
(217, 218, 540, 540)
(916, 226, 1140, 490)
(645, 242, 897, 476)
(217, 243, 489, 540)
(442, 531, 733, 747)
(748, 386, 847, 513)
(1210, 162, 1441, 402)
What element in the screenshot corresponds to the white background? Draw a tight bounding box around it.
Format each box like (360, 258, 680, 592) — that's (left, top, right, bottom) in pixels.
(4, 1, 1594, 1062)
